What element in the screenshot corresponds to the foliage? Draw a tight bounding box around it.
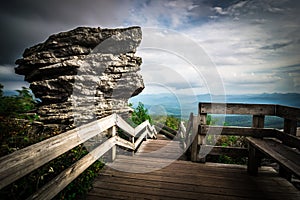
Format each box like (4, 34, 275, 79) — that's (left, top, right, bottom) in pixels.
(0, 144, 104, 200)
(205, 114, 247, 164)
(208, 155, 246, 165)
(0, 84, 3, 96)
(216, 135, 247, 148)
(164, 115, 180, 130)
(129, 102, 152, 125)
(150, 114, 180, 131)
(206, 115, 218, 125)
(0, 84, 104, 200)
(54, 146, 104, 200)
(0, 84, 40, 156)
(0, 85, 37, 119)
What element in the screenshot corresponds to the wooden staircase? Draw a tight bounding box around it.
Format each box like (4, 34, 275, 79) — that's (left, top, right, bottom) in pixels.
(135, 136, 187, 160)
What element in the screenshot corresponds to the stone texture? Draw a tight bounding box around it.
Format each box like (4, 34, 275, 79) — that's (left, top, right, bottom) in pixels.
(15, 26, 144, 129)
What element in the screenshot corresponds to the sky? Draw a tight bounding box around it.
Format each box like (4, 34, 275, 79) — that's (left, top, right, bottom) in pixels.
(0, 0, 300, 96)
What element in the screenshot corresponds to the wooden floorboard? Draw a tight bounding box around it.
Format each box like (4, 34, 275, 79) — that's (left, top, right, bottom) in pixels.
(86, 137, 300, 200)
(136, 139, 186, 160)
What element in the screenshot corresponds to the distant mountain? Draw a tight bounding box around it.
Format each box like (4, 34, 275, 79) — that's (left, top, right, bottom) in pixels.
(3, 89, 299, 122)
(129, 93, 300, 118)
(3, 90, 18, 96)
(223, 93, 300, 107)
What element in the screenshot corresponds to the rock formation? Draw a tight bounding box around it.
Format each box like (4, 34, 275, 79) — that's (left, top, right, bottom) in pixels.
(15, 26, 144, 130)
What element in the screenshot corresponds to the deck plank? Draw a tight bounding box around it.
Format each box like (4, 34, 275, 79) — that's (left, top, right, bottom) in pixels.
(87, 138, 300, 200)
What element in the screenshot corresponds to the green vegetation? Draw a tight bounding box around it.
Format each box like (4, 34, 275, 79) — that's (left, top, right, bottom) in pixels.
(0, 86, 37, 118)
(129, 102, 152, 125)
(205, 114, 247, 164)
(0, 84, 104, 200)
(0, 85, 39, 156)
(151, 115, 180, 130)
(164, 115, 180, 130)
(129, 102, 181, 130)
(127, 105, 248, 165)
(206, 115, 218, 125)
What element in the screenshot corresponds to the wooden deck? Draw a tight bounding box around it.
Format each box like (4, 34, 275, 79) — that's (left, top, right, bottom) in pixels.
(87, 136, 300, 200)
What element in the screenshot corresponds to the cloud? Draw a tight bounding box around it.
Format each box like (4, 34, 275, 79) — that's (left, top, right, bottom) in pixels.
(213, 7, 228, 15)
(260, 41, 293, 50)
(0, 0, 133, 65)
(289, 73, 300, 87)
(223, 71, 281, 85)
(214, 0, 289, 18)
(126, 0, 214, 28)
(0, 0, 299, 95)
(1, 81, 29, 91)
(175, 0, 300, 94)
(0, 65, 23, 82)
(0, 65, 28, 90)
(0, 0, 131, 26)
(137, 49, 208, 93)
(278, 64, 300, 73)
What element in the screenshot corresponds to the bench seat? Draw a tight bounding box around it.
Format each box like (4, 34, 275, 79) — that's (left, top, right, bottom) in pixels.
(247, 137, 300, 179)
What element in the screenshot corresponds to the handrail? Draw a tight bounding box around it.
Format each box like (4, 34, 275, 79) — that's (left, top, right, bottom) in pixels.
(199, 103, 300, 121)
(176, 103, 300, 162)
(154, 122, 178, 139)
(178, 113, 195, 151)
(188, 102, 300, 162)
(0, 113, 157, 200)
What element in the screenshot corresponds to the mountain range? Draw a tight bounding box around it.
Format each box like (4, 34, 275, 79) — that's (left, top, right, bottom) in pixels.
(4, 89, 299, 121)
(129, 93, 300, 118)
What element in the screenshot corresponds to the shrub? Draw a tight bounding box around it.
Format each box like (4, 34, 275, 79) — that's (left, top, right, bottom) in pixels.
(205, 114, 247, 164)
(165, 115, 180, 130)
(129, 102, 152, 125)
(0, 85, 37, 118)
(0, 84, 104, 200)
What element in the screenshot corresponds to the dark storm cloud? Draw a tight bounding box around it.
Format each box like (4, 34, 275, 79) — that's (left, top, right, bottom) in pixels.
(277, 64, 300, 73)
(0, 0, 128, 25)
(0, 0, 132, 65)
(0, 65, 24, 82)
(260, 41, 293, 50)
(204, 0, 242, 9)
(0, 0, 300, 94)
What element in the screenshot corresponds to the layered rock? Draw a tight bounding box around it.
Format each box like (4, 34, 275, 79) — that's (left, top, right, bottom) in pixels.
(15, 26, 144, 129)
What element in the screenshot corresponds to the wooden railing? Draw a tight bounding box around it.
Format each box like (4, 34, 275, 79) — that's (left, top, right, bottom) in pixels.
(180, 103, 300, 162)
(154, 122, 181, 140)
(0, 113, 157, 200)
(178, 113, 196, 153)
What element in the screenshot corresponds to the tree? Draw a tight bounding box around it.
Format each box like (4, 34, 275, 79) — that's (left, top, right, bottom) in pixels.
(0, 83, 3, 97)
(0, 85, 103, 199)
(130, 102, 152, 125)
(0, 86, 37, 118)
(165, 115, 180, 130)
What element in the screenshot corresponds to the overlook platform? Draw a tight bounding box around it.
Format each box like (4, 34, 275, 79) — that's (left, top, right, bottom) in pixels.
(1, 103, 299, 200)
(87, 136, 300, 200)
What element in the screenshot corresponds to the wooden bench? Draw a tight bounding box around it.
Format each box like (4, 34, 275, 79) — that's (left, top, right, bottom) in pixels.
(247, 133, 300, 180)
(189, 103, 300, 182)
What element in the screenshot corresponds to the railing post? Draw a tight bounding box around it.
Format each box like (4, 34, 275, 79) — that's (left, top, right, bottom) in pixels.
(184, 113, 193, 147)
(279, 118, 296, 181)
(144, 127, 148, 141)
(247, 143, 259, 175)
(111, 125, 117, 161)
(179, 122, 186, 150)
(131, 136, 135, 156)
(190, 115, 199, 162)
(248, 115, 265, 174)
(252, 115, 265, 128)
(284, 118, 297, 135)
(199, 114, 207, 163)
